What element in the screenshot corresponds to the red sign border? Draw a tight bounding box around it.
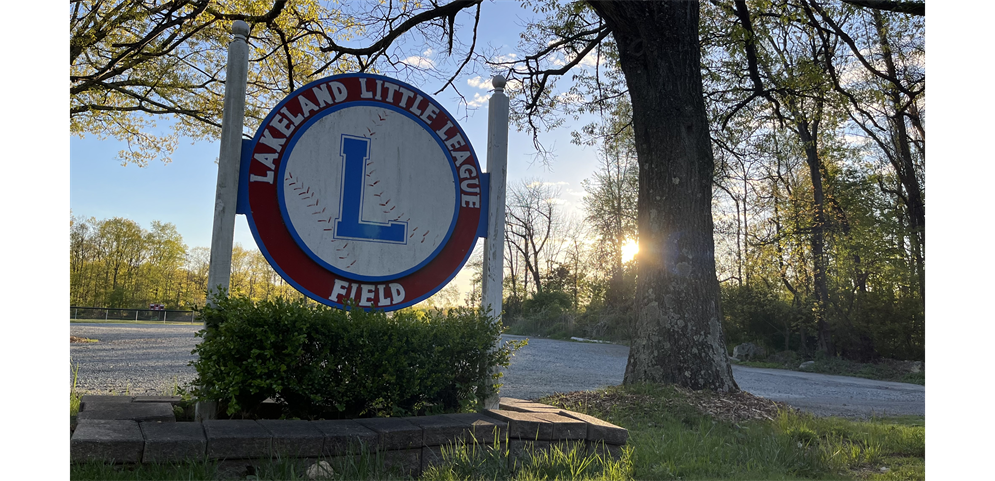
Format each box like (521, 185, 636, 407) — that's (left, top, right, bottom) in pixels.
(238, 73, 485, 311)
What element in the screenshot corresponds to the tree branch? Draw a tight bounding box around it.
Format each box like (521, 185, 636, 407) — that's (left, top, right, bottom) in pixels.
(318, 0, 482, 56)
(841, 0, 925, 16)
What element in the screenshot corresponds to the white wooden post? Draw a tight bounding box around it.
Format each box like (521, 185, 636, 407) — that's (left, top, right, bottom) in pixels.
(205, 20, 250, 307)
(197, 20, 250, 423)
(481, 75, 509, 318)
(481, 75, 509, 410)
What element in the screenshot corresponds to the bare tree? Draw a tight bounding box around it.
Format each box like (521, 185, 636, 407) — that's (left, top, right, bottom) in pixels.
(504, 179, 563, 297)
(582, 139, 638, 308)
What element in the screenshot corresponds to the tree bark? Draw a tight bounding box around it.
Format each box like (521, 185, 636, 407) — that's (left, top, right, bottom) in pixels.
(795, 116, 835, 355)
(872, 10, 925, 301)
(590, 1, 738, 392)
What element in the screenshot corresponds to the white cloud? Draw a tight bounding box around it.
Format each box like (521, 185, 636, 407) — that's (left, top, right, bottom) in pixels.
(490, 53, 518, 64)
(578, 52, 599, 68)
(467, 92, 492, 108)
(550, 50, 602, 69)
(401, 55, 435, 69)
(467, 76, 492, 90)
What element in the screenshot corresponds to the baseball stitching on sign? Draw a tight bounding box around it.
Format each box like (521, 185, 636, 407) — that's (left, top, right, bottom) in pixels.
(245, 73, 484, 309)
(362, 110, 424, 241)
(280, 103, 458, 279)
(286, 171, 357, 268)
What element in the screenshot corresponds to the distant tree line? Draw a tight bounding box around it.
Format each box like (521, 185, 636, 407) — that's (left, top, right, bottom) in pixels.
(70, 215, 305, 309)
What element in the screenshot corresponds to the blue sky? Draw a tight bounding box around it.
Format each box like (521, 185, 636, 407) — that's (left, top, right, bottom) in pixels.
(70, 0, 602, 264)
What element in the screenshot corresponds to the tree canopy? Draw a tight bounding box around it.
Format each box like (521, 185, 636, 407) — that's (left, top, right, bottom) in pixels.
(70, 0, 480, 164)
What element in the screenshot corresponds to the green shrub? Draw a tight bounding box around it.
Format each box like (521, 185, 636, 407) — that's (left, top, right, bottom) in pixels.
(191, 294, 523, 418)
(520, 290, 573, 315)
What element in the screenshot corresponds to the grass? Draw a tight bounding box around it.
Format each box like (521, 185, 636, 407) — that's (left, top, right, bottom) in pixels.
(70, 378, 923, 480)
(71, 361, 82, 418)
(540, 383, 925, 481)
(734, 355, 925, 385)
(421, 435, 632, 481)
(504, 319, 574, 341)
(71, 449, 414, 480)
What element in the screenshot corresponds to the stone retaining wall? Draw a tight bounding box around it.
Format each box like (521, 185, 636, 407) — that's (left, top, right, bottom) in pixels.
(70, 396, 628, 476)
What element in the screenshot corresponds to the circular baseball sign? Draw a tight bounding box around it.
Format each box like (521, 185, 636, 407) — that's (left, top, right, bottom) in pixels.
(242, 73, 484, 310)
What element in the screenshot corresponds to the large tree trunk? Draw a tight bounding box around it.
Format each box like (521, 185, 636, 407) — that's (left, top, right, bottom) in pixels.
(590, 1, 738, 392)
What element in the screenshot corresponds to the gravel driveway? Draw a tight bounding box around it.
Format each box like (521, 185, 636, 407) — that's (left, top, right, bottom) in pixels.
(70, 324, 924, 418)
(71, 323, 202, 396)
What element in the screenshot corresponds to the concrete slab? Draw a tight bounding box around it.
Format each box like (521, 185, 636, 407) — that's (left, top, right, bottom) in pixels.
(499, 397, 529, 404)
(258, 420, 324, 458)
(71, 419, 144, 464)
(442, 412, 508, 444)
(382, 448, 421, 477)
(78, 402, 175, 423)
(312, 419, 378, 456)
(529, 412, 587, 440)
(356, 417, 424, 450)
(203, 419, 272, 459)
(558, 409, 629, 445)
(407, 414, 467, 446)
(80, 395, 133, 411)
(499, 399, 562, 413)
(133, 396, 183, 405)
(139, 421, 206, 463)
(483, 409, 553, 441)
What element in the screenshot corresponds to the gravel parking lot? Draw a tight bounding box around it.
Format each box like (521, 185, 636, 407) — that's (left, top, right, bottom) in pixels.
(70, 323, 924, 418)
(71, 323, 202, 396)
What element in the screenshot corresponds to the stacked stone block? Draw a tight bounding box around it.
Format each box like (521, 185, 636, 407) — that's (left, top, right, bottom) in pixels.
(70, 396, 627, 475)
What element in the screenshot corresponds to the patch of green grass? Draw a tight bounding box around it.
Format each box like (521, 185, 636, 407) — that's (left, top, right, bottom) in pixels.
(736, 360, 785, 369)
(72, 441, 418, 480)
(70, 361, 82, 418)
(806, 359, 925, 385)
(70, 455, 400, 481)
(542, 383, 925, 481)
(421, 436, 632, 480)
(504, 321, 573, 341)
(70, 459, 223, 480)
(897, 372, 925, 385)
(733, 356, 924, 386)
(607, 386, 829, 480)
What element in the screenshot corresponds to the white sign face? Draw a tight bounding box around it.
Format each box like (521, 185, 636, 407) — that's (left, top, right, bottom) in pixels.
(241, 73, 485, 310)
(281, 105, 457, 279)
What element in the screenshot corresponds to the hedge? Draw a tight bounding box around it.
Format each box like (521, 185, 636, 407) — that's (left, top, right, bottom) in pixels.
(191, 294, 523, 418)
